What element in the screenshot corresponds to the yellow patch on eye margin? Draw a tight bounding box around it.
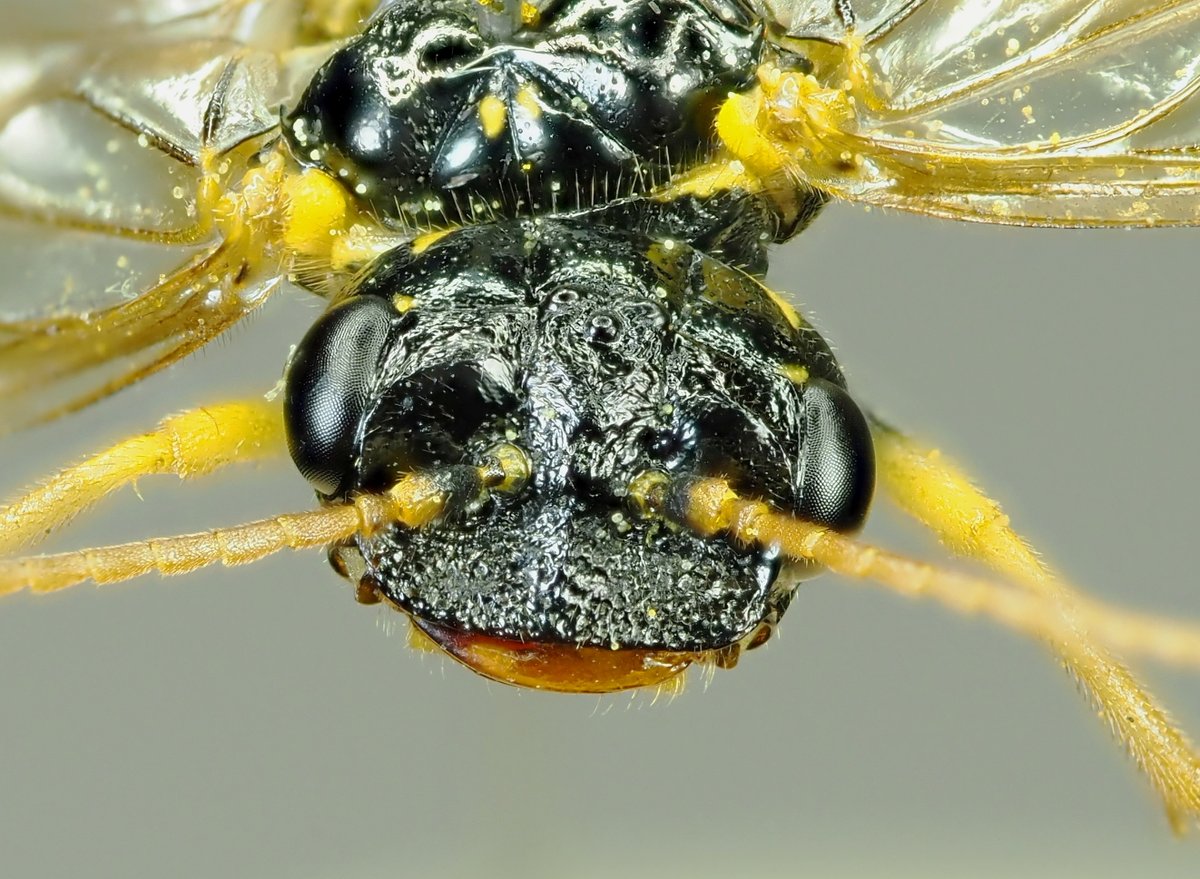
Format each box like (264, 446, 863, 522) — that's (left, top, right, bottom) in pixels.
(479, 95, 507, 140)
(780, 364, 810, 384)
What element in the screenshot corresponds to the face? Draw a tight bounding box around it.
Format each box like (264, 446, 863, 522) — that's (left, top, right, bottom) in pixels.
(284, 217, 872, 689)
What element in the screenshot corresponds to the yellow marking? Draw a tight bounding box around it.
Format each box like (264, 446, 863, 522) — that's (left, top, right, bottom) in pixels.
(780, 364, 809, 384)
(643, 238, 685, 279)
(715, 90, 788, 181)
(653, 157, 764, 202)
(719, 65, 858, 185)
(685, 480, 738, 537)
(195, 148, 226, 234)
(479, 95, 508, 140)
(840, 31, 891, 116)
(281, 168, 351, 260)
(301, 0, 378, 41)
(411, 227, 455, 254)
(872, 422, 1200, 831)
(520, 1, 540, 25)
(393, 294, 416, 312)
(485, 442, 532, 494)
(514, 85, 543, 119)
(758, 280, 803, 330)
(628, 470, 670, 519)
(214, 158, 287, 243)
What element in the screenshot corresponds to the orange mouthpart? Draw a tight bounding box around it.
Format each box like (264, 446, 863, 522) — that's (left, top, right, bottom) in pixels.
(412, 618, 698, 693)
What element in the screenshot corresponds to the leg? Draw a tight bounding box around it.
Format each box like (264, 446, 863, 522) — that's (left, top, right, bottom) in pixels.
(0, 399, 286, 553)
(869, 419, 1200, 833)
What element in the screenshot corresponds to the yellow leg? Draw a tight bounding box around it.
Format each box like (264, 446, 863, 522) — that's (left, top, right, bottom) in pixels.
(0, 399, 286, 554)
(870, 420, 1200, 833)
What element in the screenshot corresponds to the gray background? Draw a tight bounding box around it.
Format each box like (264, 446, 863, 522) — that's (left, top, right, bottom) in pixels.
(2, 3, 1200, 877)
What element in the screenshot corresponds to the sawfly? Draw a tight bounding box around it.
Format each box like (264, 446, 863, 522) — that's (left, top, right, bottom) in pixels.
(1, 0, 1199, 842)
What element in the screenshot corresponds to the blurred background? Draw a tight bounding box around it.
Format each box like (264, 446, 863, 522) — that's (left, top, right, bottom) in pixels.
(1, 2, 1199, 877)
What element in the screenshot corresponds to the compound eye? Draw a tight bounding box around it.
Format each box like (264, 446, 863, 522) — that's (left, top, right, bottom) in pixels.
(798, 379, 875, 532)
(284, 296, 394, 498)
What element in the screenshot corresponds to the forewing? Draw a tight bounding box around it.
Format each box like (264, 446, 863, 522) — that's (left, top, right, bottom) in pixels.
(0, 1, 337, 428)
(752, 0, 1200, 226)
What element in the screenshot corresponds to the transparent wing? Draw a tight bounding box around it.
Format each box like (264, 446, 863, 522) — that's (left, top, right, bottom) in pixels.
(0, 0, 344, 429)
(744, 0, 1200, 226)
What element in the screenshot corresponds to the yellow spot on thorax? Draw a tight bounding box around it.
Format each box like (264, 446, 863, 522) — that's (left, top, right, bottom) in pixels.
(715, 90, 788, 181)
(207, 148, 292, 259)
(281, 167, 351, 259)
(717, 62, 862, 190)
(393, 294, 416, 312)
(515, 85, 543, 119)
(479, 94, 508, 140)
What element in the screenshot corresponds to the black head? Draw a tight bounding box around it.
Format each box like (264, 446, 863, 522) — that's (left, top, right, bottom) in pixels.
(284, 219, 873, 689)
(283, 0, 762, 223)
